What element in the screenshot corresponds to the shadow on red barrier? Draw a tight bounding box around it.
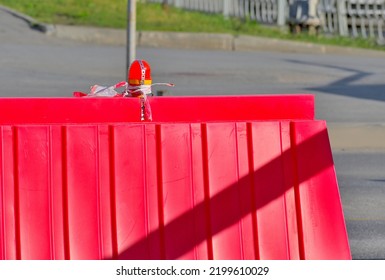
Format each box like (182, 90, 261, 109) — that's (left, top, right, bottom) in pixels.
(109, 122, 350, 260)
(0, 121, 350, 260)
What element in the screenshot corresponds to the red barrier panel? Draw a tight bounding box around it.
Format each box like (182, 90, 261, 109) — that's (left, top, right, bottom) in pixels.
(0, 95, 313, 124)
(0, 95, 350, 260)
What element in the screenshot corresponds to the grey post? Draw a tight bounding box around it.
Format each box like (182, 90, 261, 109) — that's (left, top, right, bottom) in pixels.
(337, 0, 348, 36)
(174, 0, 182, 8)
(127, 0, 137, 78)
(277, 0, 286, 26)
(223, 0, 230, 18)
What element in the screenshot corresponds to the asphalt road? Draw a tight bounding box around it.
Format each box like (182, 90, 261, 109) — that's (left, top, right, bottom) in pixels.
(1, 7, 385, 259)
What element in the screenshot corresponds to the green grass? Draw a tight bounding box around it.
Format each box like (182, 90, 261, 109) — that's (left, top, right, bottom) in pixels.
(0, 0, 383, 51)
(0, 0, 127, 27)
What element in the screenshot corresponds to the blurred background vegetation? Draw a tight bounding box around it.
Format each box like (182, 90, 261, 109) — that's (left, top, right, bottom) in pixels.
(0, 0, 382, 50)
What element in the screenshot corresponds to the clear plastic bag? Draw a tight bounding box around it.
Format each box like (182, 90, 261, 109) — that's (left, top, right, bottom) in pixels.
(73, 81, 127, 97)
(73, 81, 173, 121)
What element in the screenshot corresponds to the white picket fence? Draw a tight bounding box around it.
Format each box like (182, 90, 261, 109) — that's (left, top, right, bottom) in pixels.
(144, 0, 385, 43)
(144, 0, 287, 25)
(319, 0, 385, 42)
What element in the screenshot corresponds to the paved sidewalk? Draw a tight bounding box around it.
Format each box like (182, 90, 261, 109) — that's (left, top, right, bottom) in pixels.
(49, 24, 385, 58)
(328, 123, 385, 152)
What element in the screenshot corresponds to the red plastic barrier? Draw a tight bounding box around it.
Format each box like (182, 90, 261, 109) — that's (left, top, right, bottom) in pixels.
(0, 95, 350, 260)
(0, 95, 313, 124)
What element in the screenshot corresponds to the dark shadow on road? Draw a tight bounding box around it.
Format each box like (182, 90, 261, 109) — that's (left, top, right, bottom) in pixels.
(368, 179, 385, 183)
(286, 59, 385, 102)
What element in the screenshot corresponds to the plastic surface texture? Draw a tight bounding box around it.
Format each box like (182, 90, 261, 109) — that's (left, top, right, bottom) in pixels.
(0, 95, 351, 260)
(0, 95, 313, 124)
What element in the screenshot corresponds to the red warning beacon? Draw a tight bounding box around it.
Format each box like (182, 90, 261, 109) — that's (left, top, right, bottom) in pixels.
(128, 59, 152, 97)
(127, 59, 175, 121)
(73, 59, 174, 121)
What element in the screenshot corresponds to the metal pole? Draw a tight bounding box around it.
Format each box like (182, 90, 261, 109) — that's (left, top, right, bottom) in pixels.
(127, 0, 137, 79)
